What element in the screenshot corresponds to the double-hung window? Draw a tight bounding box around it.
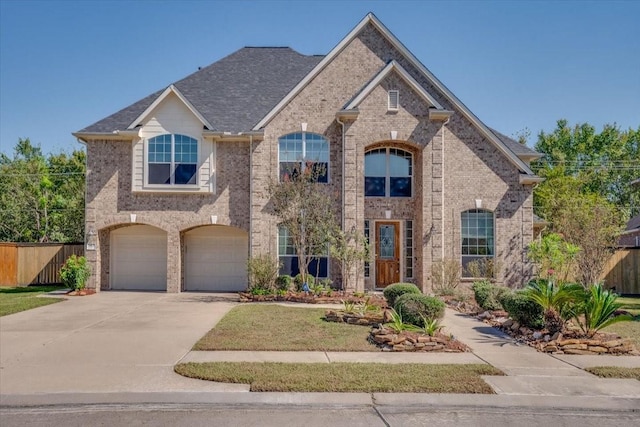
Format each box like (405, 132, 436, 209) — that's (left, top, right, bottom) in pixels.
(147, 134, 198, 185)
(278, 132, 329, 183)
(365, 148, 412, 197)
(461, 209, 495, 277)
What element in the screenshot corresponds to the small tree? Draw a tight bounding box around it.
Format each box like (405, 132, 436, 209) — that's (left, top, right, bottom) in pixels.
(329, 227, 370, 291)
(552, 193, 623, 285)
(268, 163, 338, 286)
(527, 233, 580, 283)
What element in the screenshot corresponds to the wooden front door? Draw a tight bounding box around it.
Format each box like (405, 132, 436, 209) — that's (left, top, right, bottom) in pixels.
(375, 222, 400, 288)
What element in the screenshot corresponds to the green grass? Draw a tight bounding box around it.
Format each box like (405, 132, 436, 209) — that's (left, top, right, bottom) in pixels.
(585, 367, 640, 381)
(0, 286, 65, 316)
(194, 304, 376, 351)
(604, 296, 640, 349)
(174, 362, 503, 393)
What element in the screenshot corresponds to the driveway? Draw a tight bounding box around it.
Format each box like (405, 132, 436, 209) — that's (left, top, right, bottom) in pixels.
(0, 292, 248, 394)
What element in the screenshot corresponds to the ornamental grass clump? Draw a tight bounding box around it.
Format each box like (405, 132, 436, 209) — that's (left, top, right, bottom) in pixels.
(383, 282, 421, 307)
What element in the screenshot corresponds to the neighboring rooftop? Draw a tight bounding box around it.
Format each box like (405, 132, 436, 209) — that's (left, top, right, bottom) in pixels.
(79, 47, 324, 134)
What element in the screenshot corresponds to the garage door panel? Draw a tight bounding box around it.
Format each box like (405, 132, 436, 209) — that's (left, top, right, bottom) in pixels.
(185, 227, 248, 292)
(111, 226, 167, 291)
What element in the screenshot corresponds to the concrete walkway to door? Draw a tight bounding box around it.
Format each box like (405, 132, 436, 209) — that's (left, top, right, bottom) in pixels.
(0, 292, 249, 394)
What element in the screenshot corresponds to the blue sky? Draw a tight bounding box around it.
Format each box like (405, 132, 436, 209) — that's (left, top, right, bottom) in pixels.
(1, 0, 639, 155)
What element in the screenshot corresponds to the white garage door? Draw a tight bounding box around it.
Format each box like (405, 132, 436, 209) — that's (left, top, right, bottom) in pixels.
(184, 226, 248, 292)
(110, 225, 167, 291)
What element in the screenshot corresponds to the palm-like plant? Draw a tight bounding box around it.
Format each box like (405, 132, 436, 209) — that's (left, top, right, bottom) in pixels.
(385, 308, 420, 333)
(523, 279, 584, 333)
(573, 284, 633, 337)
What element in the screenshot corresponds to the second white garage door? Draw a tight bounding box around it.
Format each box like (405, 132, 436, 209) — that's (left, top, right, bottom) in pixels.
(184, 226, 248, 292)
(110, 225, 167, 291)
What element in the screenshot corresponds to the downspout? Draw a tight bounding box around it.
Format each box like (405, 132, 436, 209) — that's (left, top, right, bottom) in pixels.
(441, 117, 449, 263)
(249, 134, 253, 259)
(336, 117, 346, 289)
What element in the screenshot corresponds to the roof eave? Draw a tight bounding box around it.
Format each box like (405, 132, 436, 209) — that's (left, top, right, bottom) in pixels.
(519, 174, 545, 185)
(127, 85, 214, 131)
(72, 131, 138, 142)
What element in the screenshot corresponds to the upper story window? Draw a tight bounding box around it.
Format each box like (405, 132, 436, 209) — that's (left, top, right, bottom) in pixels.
(365, 148, 412, 197)
(461, 209, 495, 277)
(278, 132, 329, 183)
(147, 134, 198, 185)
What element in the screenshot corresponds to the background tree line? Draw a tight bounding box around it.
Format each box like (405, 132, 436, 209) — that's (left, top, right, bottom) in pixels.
(0, 138, 85, 243)
(531, 120, 639, 284)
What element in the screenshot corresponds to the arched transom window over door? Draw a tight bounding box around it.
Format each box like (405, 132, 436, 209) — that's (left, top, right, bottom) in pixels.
(365, 148, 412, 197)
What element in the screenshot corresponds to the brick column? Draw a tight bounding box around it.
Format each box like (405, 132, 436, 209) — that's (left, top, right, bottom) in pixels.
(166, 230, 181, 292)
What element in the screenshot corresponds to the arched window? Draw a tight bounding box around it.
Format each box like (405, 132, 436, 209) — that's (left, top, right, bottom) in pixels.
(365, 148, 412, 197)
(147, 134, 198, 185)
(278, 132, 329, 182)
(461, 209, 495, 277)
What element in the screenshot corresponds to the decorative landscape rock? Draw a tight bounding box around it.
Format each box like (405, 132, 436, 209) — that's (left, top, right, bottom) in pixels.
(368, 326, 470, 353)
(324, 309, 390, 326)
(445, 299, 639, 356)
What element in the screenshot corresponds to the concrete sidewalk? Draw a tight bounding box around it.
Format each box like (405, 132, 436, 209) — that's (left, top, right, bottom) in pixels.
(178, 307, 640, 398)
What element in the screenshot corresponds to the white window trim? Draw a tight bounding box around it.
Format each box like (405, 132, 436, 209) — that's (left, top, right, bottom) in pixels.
(365, 147, 413, 198)
(277, 132, 330, 184)
(143, 133, 200, 189)
(461, 209, 496, 279)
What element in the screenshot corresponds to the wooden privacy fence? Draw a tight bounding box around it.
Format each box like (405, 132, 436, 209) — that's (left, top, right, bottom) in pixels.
(0, 242, 84, 286)
(602, 248, 639, 295)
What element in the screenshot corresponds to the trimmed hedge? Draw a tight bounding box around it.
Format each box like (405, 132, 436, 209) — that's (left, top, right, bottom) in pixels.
(383, 283, 421, 307)
(293, 274, 315, 291)
(275, 275, 292, 291)
(500, 291, 545, 330)
(394, 293, 445, 326)
(472, 280, 509, 311)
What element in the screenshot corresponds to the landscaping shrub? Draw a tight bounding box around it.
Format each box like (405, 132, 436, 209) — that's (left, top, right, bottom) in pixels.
(500, 290, 545, 330)
(275, 275, 292, 292)
(394, 293, 445, 327)
(572, 283, 633, 337)
(294, 273, 315, 291)
(383, 282, 421, 307)
(60, 255, 91, 291)
(472, 280, 509, 311)
(247, 254, 280, 293)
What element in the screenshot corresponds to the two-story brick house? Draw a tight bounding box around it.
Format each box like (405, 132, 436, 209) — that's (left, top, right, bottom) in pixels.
(74, 13, 542, 293)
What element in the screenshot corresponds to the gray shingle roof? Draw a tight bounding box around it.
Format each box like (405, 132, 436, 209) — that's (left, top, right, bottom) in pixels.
(626, 215, 640, 232)
(79, 47, 324, 134)
(490, 128, 541, 158)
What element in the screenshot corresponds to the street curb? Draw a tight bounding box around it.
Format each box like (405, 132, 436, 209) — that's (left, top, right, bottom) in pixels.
(2, 392, 639, 411)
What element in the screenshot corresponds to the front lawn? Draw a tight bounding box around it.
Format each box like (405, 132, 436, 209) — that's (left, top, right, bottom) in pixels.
(604, 296, 640, 349)
(586, 367, 640, 381)
(194, 304, 376, 351)
(174, 362, 503, 393)
(0, 286, 65, 316)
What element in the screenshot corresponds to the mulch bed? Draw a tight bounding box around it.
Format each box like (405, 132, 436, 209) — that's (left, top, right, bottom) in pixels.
(238, 291, 387, 307)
